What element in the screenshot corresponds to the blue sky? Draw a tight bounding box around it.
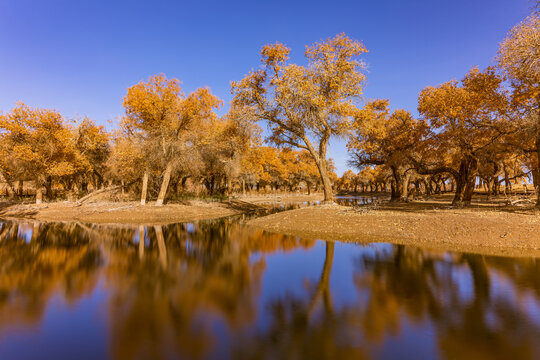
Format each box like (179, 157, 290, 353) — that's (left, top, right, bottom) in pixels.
(0, 0, 532, 174)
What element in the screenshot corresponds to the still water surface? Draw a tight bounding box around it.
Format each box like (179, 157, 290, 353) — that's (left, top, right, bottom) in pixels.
(0, 213, 539, 359)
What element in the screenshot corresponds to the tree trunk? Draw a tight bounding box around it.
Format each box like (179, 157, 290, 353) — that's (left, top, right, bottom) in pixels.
(390, 166, 402, 202)
(45, 176, 53, 200)
(156, 162, 173, 206)
(424, 179, 432, 197)
(462, 159, 478, 206)
(140, 171, 149, 205)
(227, 176, 233, 200)
(503, 164, 511, 195)
(181, 176, 188, 192)
(81, 181, 88, 193)
(452, 159, 469, 205)
(492, 176, 499, 196)
(242, 178, 246, 196)
(486, 178, 493, 199)
(463, 176, 476, 205)
(452, 176, 464, 205)
(315, 158, 333, 202)
(17, 180, 23, 198)
(401, 172, 411, 201)
(35, 179, 43, 204)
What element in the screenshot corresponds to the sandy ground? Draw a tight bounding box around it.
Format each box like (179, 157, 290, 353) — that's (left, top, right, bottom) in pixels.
(0, 200, 242, 225)
(0, 192, 325, 225)
(247, 201, 540, 257)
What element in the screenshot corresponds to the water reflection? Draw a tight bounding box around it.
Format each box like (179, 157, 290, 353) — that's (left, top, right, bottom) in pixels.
(0, 220, 539, 359)
(334, 195, 376, 206)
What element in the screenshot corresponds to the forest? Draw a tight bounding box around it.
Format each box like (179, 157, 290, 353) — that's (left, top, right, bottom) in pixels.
(0, 13, 538, 207)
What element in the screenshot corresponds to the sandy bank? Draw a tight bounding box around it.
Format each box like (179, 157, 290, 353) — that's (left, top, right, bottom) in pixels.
(0, 201, 241, 224)
(247, 203, 540, 257)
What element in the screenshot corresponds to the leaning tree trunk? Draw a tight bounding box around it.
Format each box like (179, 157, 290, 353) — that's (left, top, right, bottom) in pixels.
(140, 171, 149, 205)
(303, 134, 333, 202)
(315, 158, 333, 202)
(156, 162, 173, 206)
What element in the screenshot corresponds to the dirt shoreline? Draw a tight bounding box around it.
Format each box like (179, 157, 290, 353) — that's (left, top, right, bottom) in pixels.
(247, 203, 540, 257)
(3, 193, 540, 257)
(0, 193, 323, 224)
(0, 201, 242, 225)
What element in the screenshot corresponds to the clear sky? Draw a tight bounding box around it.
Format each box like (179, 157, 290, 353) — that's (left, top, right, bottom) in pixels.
(0, 0, 532, 175)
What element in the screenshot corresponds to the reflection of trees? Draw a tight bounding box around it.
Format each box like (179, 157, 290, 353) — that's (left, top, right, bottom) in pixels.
(0, 221, 101, 334)
(235, 244, 540, 359)
(232, 241, 368, 359)
(356, 245, 448, 340)
(2, 219, 540, 359)
(104, 218, 316, 360)
(0, 218, 316, 359)
(357, 246, 540, 359)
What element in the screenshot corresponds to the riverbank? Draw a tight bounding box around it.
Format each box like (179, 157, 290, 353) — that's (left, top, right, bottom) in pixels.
(247, 201, 540, 257)
(0, 200, 244, 224)
(0, 192, 325, 224)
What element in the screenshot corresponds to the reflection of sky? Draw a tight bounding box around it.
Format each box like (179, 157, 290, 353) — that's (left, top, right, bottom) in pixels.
(17, 225, 33, 243)
(375, 318, 438, 360)
(490, 269, 540, 328)
(0, 291, 108, 360)
(451, 265, 475, 304)
(132, 226, 149, 246)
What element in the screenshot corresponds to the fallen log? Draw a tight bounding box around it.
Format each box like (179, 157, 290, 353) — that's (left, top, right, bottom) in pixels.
(76, 186, 120, 205)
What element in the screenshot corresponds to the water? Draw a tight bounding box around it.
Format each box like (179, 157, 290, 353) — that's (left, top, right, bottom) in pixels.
(334, 195, 377, 206)
(0, 216, 539, 359)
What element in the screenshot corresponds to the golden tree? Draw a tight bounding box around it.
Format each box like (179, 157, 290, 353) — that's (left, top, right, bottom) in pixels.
(497, 14, 540, 205)
(123, 74, 221, 205)
(0, 103, 84, 203)
(72, 117, 110, 193)
(416, 67, 510, 205)
(348, 100, 427, 201)
(232, 33, 368, 202)
(106, 128, 146, 194)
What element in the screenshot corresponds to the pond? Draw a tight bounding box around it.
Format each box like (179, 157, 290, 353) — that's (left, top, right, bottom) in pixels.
(0, 215, 539, 359)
